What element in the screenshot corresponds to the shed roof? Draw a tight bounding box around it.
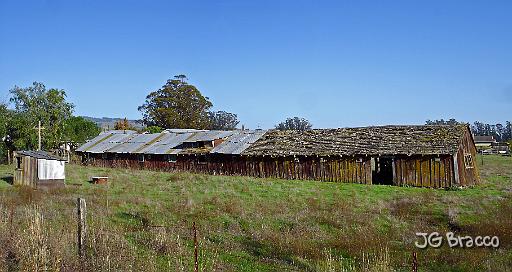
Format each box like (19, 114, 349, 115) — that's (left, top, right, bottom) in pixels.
(474, 136, 496, 143)
(16, 150, 66, 161)
(242, 125, 470, 156)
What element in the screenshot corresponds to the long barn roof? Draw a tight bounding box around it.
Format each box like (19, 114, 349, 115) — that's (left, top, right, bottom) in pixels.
(77, 125, 471, 157)
(76, 129, 266, 155)
(242, 125, 470, 156)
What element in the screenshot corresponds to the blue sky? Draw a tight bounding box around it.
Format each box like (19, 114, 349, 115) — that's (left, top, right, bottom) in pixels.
(1, 0, 511, 129)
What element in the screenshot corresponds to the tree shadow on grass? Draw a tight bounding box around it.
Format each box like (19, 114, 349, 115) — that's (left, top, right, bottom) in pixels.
(1, 175, 14, 185)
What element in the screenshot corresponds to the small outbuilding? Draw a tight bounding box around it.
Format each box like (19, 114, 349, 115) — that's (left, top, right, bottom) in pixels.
(474, 136, 497, 150)
(14, 150, 66, 188)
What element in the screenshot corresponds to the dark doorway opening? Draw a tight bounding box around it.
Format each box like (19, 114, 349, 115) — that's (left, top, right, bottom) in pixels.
(372, 157, 394, 185)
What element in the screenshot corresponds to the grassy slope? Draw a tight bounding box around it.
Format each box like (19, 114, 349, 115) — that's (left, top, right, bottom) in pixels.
(0, 155, 511, 271)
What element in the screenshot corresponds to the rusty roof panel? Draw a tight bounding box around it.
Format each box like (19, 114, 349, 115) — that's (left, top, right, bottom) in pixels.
(106, 133, 163, 153)
(183, 131, 235, 142)
(76, 134, 111, 152)
(85, 133, 135, 153)
(78, 129, 264, 155)
(76, 130, 136, 152)
(211, 130, 267, 154)
(139, 133, 193, 154)
(107, 142, 146, 153)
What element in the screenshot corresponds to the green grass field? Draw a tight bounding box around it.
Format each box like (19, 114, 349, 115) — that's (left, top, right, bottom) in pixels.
(0, 155, 511, 271)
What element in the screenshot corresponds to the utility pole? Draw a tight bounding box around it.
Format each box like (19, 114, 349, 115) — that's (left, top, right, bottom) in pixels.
(38, 121, 42, 151)
(33, 121, 45, 151)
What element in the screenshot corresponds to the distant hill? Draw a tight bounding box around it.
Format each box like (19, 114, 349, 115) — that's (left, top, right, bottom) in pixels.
(82, 116, 144, 130)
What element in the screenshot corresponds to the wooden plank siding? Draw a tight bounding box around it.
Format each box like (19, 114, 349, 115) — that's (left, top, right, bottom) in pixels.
(81, 150, 480, 188)
(84, 154, 373, 184)
(392, 155, 454, 188)
(454, 129, 480, 186)
(14, 156, 38, 187)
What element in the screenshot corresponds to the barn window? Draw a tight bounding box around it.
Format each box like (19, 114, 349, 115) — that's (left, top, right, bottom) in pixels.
(356, 158, 363, 163)
(138, 154, 145, 162)
(464, 154, 474, 169)
(102, 153, 107, 159)
(167, 154, 177, 163)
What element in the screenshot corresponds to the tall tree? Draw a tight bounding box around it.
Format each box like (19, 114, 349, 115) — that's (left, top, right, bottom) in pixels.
(138, 75, 213, 129)
(209, 111, 239, 130)
(276, 117, 313, 131)
(471, 121, 512, 142)
(504, 121, 512, 141)
(9, 82, 74, 150)
(472, 121, 485, 136)
(63, 116, 101, 148)
(495, 123, 504, 142)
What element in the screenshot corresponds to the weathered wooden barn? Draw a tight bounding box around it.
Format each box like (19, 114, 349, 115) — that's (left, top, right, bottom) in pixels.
(76, 124, 479, 188)
(241, 125, 479, 187)
(14, 151, 66, 188)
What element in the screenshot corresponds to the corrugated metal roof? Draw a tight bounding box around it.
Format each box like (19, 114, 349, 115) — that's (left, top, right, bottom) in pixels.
(164, 129, 207, 133)
(85, 133, 135, 153)
(77, 129, 266, 155)
(184, 131, 235, 142)
(211, 130, 267, 154)
(139, 133, 193, 154)
(100, 130, 137, 135)
(167, 148, 183, 155)
(76, 131, 136, 152)
(107, 142, 146, 153)
(76, 134, 109, 152)
(106, 133, 163, 153)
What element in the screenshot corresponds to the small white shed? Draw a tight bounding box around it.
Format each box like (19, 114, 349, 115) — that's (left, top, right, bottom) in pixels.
(14, 151, 66, 188)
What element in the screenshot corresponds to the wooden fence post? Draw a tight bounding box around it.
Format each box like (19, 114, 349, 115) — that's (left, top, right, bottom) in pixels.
(77, 198, 87, 258)
(193, 221, 199, 272)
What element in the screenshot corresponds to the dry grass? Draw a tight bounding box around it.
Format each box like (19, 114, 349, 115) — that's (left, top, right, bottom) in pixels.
(0, 190, 220, 271)
(0, 155, 510, 271)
